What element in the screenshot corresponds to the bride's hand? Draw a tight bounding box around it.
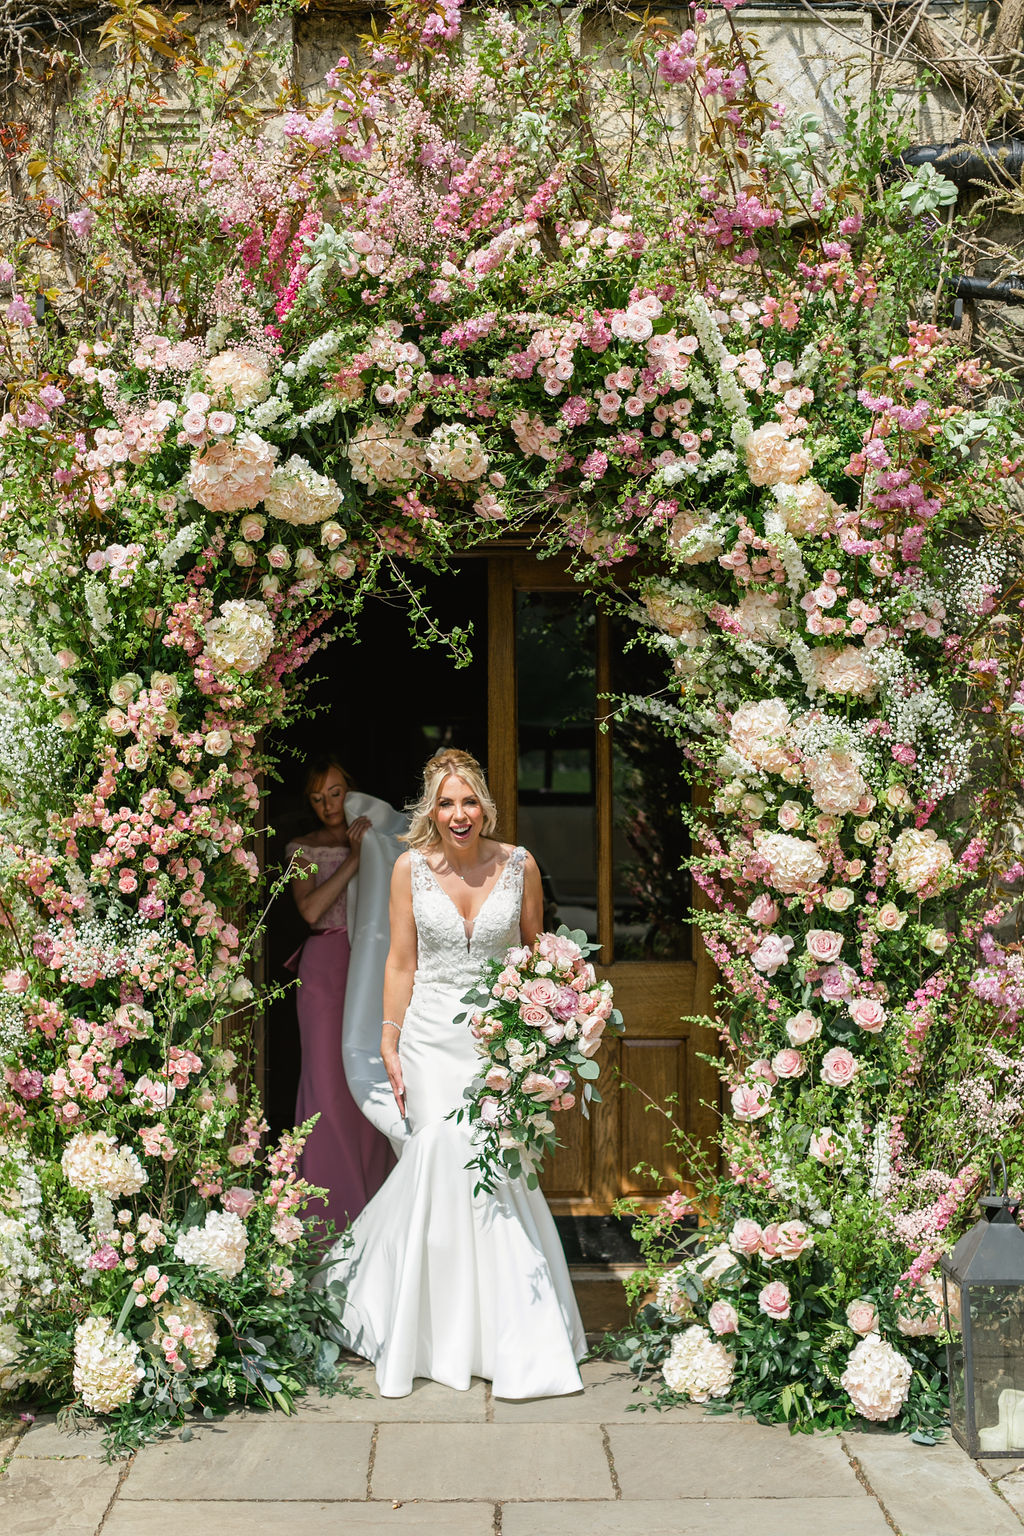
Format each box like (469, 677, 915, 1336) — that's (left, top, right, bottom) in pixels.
(383, 1044, 406, 1117)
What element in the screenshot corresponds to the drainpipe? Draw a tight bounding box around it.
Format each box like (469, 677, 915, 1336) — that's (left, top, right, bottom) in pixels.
(900, 141, 1024, 186)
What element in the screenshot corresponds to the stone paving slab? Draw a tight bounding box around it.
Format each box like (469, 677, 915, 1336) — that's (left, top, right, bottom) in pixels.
(847, 1433, 1024, 1536)
(122, 1420, 373, 1502)
(104, 1500, 494, 1535)
(16, 1416, 112, 1459)
(609, 1421, 865, 1500)
(991, 1467, 1024, 1523)
(502, 1497, 896, 1536)
(290, 1368, 488, 1421)
(0, 1457, 121, 1536)
(492, 1360, 705, 1423)
(372, 1422, 614, 1501)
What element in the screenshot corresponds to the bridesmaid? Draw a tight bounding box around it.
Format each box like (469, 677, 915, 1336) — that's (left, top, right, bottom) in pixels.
(286, 755, 394, 1232)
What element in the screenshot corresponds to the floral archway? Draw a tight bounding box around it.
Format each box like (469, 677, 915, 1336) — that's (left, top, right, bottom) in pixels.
(0, 0, 1022, 1447)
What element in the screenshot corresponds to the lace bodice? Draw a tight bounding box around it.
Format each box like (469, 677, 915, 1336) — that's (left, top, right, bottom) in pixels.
(286, 839, 349, 932)
(410, 847, 526, 988)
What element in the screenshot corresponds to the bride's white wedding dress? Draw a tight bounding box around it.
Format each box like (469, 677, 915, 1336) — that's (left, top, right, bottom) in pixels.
(321, 845, 587, 1399)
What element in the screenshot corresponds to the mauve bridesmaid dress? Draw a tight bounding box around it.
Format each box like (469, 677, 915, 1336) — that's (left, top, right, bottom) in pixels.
(287, 839, 394, 1232)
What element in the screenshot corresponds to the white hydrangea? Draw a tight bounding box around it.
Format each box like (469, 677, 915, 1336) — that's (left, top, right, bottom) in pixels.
(662, 1324, 735, 1402)
(159, 1296, 219, 1369)
(347, 417, 425, 488)
(72, 1316, 144, 1414)
(263, 455, 344, 525)
(840, 1332, 912, 1421)
(204, 599, 275, 677)
(203, 349, 271, 409)
(173, 1209, 248, 1278)
(425, 423, 489, 482)
(61, 1131, 147, 1198)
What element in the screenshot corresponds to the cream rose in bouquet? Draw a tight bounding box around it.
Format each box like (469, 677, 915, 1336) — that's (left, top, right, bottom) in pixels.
(451, 926, 623, 1191)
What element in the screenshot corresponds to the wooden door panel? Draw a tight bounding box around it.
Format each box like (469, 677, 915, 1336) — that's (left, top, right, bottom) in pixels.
(620, 1039, 686, 1196)
(487, 551, 719, 1215)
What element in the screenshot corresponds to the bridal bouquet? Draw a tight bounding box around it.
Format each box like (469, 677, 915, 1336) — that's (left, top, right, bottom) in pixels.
(452, 927, 623, 1192)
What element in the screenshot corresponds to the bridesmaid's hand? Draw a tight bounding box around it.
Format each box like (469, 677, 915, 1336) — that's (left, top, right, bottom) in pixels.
(383, 1043, 406, 1118)
(347, 816, 371, 861)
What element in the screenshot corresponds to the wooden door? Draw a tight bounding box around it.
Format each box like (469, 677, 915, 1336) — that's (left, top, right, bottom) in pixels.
(487, 553, 719, 1216)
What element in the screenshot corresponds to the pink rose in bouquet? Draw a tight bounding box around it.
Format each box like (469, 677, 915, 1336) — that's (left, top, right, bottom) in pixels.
(484, 1065, 511, 1092)
(522, 976, 559, 1009)
(518, 1001, 552, 1030)
(537, 933, 583, 967)
(222, 1187, 257, 1218)
(786, 1009, 821, 1045)
(521, 1071, 558, 1102)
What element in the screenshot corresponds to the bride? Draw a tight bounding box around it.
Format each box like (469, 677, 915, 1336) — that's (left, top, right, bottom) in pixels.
(321, 747, 587, 1399)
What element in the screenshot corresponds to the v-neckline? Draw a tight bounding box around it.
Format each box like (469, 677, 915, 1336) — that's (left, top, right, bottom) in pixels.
(420, 850, 513, 945)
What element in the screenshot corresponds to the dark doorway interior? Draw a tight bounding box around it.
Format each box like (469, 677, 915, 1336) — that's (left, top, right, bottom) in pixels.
(263, 560, 489, 1139)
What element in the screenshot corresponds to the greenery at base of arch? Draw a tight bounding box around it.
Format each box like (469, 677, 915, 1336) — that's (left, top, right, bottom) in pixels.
(0, 0, 1022, 1445)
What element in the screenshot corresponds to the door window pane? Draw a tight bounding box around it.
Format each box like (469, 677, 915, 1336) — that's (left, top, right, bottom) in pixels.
(611, 623, 691, 961)
(516, 592, 598, 943)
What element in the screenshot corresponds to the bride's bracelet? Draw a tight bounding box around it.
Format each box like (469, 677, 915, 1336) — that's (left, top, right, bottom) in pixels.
(382, 1018, 403, 1032)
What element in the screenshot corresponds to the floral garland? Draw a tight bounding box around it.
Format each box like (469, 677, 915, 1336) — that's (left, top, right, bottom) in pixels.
(0, 0, 1020, 1442)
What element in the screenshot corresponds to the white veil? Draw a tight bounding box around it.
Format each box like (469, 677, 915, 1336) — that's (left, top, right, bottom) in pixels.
(341, 790, 410, 1151)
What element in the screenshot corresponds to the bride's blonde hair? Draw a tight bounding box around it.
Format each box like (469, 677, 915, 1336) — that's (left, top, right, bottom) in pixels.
(403, 748, 498, 851)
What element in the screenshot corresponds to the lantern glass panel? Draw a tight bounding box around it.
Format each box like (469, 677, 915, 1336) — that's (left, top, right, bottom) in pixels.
(944, 1273, 966, 1436)
(969, 1285, 1024, 1455)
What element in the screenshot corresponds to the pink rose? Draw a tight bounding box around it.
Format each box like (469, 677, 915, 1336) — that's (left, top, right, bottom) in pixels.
(809, 1127, 840, 1163)
(578, 1017, 605, 1058)
(821, 1046, 858, 1088)
(552, 987, 580, 1021)
(521, 1071, 557, 1102)
(749, 1059, 778, 1086)
(518, 1002, 552, 1031)
(522, 976, 559, 1009)
(751, 933, 794, 976)
(819, 963, 857, 1001)
(507, 945, 532, 967)
(771, 1048, 805, 1080)
(777, 803, 802, 831)
(227, 1144, 254, 1167)
(729, 1218, 764, 1257)
(785, 1010, 821, 1046)
(479, 1096, 501, 1126)
(805, 929, 844, 964)
(537, 933, 583, 968)
(846, 1298, 878, 1336)
(540, 1017, 567, 1046)
(708, 1300, 739, 1336)
(731, 1083, 772, 1121)
(848, 998, 886, 1033)
(2, 969, 30, 995)
(746, 894, 780, 926)
(774, 1220, 813, 1260)
(758, 1280, 791, 1322)
(553, 1092, 576, 1111)
(484, 1066, 512, 1092)
(222, 1187, 257, 1218)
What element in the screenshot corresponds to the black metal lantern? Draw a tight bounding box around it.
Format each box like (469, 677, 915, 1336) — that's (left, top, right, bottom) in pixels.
(942, 1157, 1024, 1457)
